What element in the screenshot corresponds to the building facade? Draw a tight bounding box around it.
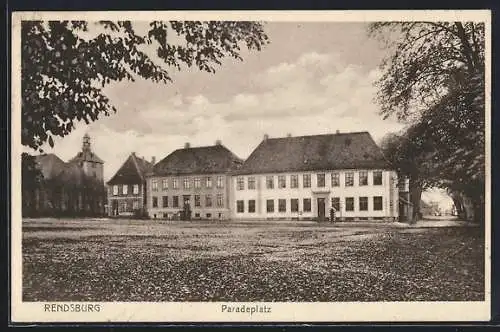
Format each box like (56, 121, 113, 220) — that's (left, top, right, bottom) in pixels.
(107, 152, 154, 217)
(231, 132, 399, 221)
(146, 142, 242, 220)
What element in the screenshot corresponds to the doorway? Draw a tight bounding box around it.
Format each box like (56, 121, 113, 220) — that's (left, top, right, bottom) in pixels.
(317, 197, 326, 221)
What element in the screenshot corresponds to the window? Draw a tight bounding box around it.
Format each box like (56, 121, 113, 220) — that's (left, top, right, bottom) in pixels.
(266, 176, 274, 189)
(133, 184, 139, 194)
(237, 177, 245, 190)
(345, 197, 354, 211)
(194, 178, 201, 189)
(278, 175, 286, 188)
(162, 196, 169, 208)
(359, 171, 368, 186)
(278, 199, 286, 212)
(172, 196, 179, 208)
(152, 179, 158, 191)
(206, 213, 212, 218)
(331, 173, 340, 187)
(183, 178, 191, 189)
(266, 199, 274, 213)
(303, 174, 311, 188)
(152, 196, 158, 208)
(205, 177, 212, 188)
(237, 200, 244, 213)
(120, 201, 128, 212)
(172, 178, 179, 189)
(317, 173, 326, 187)
(248, 177, 256, 190)
(374, 196, 383, 211)
(122, 184, 128, 195)
(205, 195, 212, 207)
(345, 172, 354, 186)
(291, 199, 299, 212)
(194, 195, 201, 207)
(216, 194, 224, 207)
(217, 176, 224, 188)
(133, 200, 139, 210)
(162, 179, 169, 190)
(291, 175, 299, 188)
(113, 185, 118, 196)
(331, 197, 340, 211)
(248, 200, 256, 213)
(303, 198, 311, 212)
(359, 196, 368, 211)
(373, 171, 383, 185)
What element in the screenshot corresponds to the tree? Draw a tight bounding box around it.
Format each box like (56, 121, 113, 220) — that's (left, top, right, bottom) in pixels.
(22, 20, 269, 151)
(21, 153, 44, 216)
(370, 22, 485, 223)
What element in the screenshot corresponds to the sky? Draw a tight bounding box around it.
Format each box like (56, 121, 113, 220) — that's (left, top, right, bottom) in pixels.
(26, 21, 453, 209)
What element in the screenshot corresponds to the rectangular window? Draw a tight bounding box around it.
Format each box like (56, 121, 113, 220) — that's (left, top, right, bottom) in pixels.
(183, 178, 191, 189)
(133, 184, 139, 194)
(291, 175, 299, 188)
(237, 177, 245, 190)
(194, 178, 201, 189)
(248, 200, 256, 213)
(331, 173, 340, 187)
(217, 176, 224, 188)
(162, 196, 168, 208)
(278, 199, 286, 212)
(113, 185, 118, 196)
(152, 196, 158, 208)
(172, 196, 179, 208)
(345, 197, 354, 211)
(266, 199, 274, 213)
(303, 174, 311, 188)
(162, 179, 169, 190)
(133, 200, 139, 210)
(216, 194, 224, 207)
(317, 173, 326, 187)
(236, 200, 244, 213)
(205, 195, 212, 207)
(172, 178, 179, 189)
(122, 184, 128, 195)
(331, 197, 340, 211)
(248, 177, 256, 190)
(374, 196, 383, 211)
(152, 179, 158, 191)
(278, 175, 286, 188)
(303, 198, 311, 212)
(345, 172, 354, 187)
(194, 195, 201, 207)
(291, 199, 299, 212)
(359, 171, 368, 186)
(359, 196, 368, 211)
(266, 176, 274, 189)
(205, 176, 212, 188)
(373, 171, 383, 185)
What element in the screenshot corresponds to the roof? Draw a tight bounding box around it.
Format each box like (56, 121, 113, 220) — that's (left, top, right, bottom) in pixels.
(234, 131, 391, 175)
(69, 150, 104, 164)
(35, 153, 67, 180)
(151, 144, 242, 176)
(107, 153, 154, 185)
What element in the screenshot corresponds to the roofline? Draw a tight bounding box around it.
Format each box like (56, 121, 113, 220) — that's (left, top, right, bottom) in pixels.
(263, 131, 371, 142)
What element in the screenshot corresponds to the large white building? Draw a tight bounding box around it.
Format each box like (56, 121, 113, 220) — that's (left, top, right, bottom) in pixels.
(230, 132, 399, 221)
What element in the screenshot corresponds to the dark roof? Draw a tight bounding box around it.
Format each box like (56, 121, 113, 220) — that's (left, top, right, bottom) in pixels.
(69, 150, 104, 164)
(107, 153, 154, 185)
(234, 131, 391, 175)
(35, 153, 67, 180)
(151, 144, 242, 176)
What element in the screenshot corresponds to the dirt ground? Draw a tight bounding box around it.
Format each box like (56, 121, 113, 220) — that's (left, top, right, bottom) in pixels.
(21, 218, 485, 302)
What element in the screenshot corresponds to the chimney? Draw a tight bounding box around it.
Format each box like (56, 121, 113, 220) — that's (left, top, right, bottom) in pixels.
(263, 134, 269, 140)
(151, 156, 156, 164)
(336, 130, 340, 134)
(215, 140, 222, 146)
(184, 142, 190, 149)
(286, 133, 292, 138)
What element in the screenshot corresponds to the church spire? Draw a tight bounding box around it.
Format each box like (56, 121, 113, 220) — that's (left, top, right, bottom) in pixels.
(82, 133, 91, 152)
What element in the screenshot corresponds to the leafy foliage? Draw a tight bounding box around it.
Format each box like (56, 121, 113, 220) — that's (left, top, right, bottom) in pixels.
(22, 20, 269, 151)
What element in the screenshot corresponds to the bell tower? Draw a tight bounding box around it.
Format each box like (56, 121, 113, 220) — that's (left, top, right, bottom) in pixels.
(82, 133, 91, 153)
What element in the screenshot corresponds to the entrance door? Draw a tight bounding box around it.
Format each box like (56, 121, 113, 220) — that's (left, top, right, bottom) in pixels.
(317, 198, 326, 221)
(112, 200, 118, 216)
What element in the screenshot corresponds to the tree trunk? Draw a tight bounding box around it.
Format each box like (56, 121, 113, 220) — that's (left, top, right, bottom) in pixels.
(410, 181, 423, 222)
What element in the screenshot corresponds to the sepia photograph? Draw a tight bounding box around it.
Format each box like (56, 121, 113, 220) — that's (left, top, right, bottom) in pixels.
(11, 10, 490, 322)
